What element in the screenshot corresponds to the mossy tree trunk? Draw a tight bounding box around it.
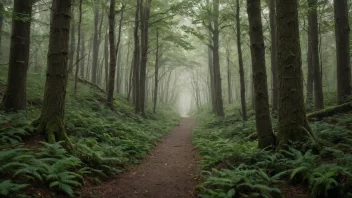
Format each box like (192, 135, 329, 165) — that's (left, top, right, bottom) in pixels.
(35, 0, 72, 145)
(334, 0, 351, 104)
(276, 0, 311, 147)
(2, 0, 33, 112)
(247, 0, 275, 148)
(236, 0, 247, 121)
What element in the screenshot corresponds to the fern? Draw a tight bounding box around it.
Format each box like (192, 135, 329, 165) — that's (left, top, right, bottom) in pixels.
(0, 180, 29, 198)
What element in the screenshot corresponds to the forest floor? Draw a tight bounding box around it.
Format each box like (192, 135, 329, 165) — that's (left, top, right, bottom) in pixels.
(81, 117, 199, 198)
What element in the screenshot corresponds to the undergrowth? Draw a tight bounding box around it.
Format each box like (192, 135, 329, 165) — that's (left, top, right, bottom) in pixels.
(193, 105, 352, 198)
(0, 67, 179, 197)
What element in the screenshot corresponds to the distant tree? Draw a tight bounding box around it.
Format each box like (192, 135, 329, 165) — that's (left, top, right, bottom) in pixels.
(276, 0, 310, 147)
(35, 0, 72, 145)
(308, 0, 324, 110)
(2, 0, 33, 111)
(334, 0, 351, 104)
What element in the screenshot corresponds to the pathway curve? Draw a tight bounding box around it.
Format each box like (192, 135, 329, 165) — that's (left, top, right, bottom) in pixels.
(83, 117, 198, 198)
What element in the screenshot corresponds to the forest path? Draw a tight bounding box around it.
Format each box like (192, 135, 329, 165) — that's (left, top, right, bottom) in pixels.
(83, 117, 199, 198)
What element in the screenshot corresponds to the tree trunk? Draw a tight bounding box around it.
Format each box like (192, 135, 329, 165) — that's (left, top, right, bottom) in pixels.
(268, 0, 278, 113)
(74, 0, 83, 94)
(247, 0, 275, 148)
(226, 46, 233, 104)
(236, 0, 247, 121)
(0, 2, 4, 57)
(276, 0, 310, 148)
(116, 45, 122, 94)
(68, 5, 75, 76)
(308, 0, 324, 110)
(35, 0, 72, 145)
(212, 0, 224, 117)
(2, 0, 32, 111)
(91, 5, 100, 84)
(153, 29, 159, 113)
(208, 44, 216, 112)
(104, 32, 109, 90)
(306, 28, 314, 105)
(133, 0, 141, 110)
(80, 30, 85, 77)
(334, 0, 351, 104)
(107, 1, 124, 108)
(139, 0, 152, 115)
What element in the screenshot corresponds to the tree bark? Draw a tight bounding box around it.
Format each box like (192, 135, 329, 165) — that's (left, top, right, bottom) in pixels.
(104, 31, 109, 90)
(276, 0, 310, 147)
(133, 0, 141, 110)
(2, 0, 32, 111)
(236, 0, 247, 121)
(139, 0, 152, 115)
(68, 5, 75, 76)
(0, 2, 4, 57)
(226, 46, 233, 104)
(107, 1, 124, 108)
(212, 0, 224, 117)
(334, 0, 351, 104)
(74, 0, 83, 94)
(306, 28, 314, 105)
(91, 4, 100, 84)
(153, 29, 159, 113)
(308, 0, 324, 110)
(247, 0, 275, 148)
(268, 0, 278, 113)
(80, 30, 85, 77)
(35, 0, 72, 145)
(208, 44, 216, 112)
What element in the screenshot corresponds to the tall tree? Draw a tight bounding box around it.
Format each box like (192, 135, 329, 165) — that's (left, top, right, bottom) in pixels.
(139, 0, 152, 115)
(2, 0, 33, 111)
(236, 0, 247, 121)
(68, 5, 75, 75)
(104, 31, 109, 90)
(91, 3, 100, 84)
(212, 0, 224, 117)
(80, 31, 86, 77)
(276, 0, 310, 147)
(107, 2, 124, 108)
(35, 0, 72, 144)
(74, 0, 83, 94)
(133, 0, 141, 110)
(268, 0, 278, 113)
(226, 45, 233, 104)
(308, 0, 324, 110)
(247, 0, 275, 148)
(306, 29, 314, 105)
(334, 0, 351, 104)
(153, 29, 160, 113)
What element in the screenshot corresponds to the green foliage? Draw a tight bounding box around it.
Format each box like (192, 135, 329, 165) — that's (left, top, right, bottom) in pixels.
(0, 180, 29, 198)
(198, 165, 282, 198)
(194, 104, 352, 198)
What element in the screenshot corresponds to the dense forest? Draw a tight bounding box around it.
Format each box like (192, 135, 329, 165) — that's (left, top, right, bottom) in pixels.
(0, 0, 352, 197)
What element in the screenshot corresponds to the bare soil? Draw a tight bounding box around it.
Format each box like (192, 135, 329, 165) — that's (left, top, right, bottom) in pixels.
(82, 117, 199, 198)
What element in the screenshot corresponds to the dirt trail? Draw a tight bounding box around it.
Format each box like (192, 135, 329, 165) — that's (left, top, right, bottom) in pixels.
(83, 117, 199, 198)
